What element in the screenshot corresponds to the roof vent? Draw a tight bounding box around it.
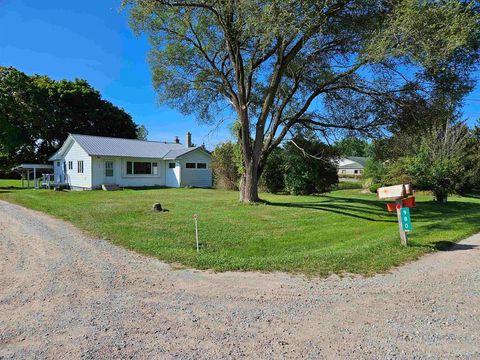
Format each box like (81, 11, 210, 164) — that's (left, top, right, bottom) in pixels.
(174, 136, 180, 144)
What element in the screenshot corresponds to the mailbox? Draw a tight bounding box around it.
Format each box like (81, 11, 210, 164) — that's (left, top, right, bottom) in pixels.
(404, 183, 413, 196)
(377, 184, 406, 200)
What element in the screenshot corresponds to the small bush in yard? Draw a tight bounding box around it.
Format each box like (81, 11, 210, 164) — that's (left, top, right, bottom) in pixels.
(369, 183, 382, 193)
(336, 181, 363, 190)
(212, 141, 241, 190)
(282, 135, 339, 195)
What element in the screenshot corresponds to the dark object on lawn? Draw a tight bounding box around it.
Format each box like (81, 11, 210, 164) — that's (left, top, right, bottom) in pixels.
(152, 203, 163, 212)
(102, 184, 120, 191)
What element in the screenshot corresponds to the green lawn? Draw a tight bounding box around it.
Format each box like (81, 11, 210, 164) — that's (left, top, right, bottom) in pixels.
(0, 179, 23, 188)
(0, 187, 479, 276)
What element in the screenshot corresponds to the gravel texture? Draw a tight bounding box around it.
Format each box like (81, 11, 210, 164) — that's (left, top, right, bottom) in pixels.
(1, 200, 479, 359)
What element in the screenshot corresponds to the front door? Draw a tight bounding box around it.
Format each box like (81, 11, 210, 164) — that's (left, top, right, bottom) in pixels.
(165, 162, 180, 187)
(103, 160, 115, 184)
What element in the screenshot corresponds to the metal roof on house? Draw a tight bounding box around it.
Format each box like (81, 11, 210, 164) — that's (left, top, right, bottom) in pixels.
(338, 156, 368, 169)
(49, 134, 206, 160)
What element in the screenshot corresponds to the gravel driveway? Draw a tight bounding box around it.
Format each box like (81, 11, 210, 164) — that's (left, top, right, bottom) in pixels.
(1, 200, 479, 359)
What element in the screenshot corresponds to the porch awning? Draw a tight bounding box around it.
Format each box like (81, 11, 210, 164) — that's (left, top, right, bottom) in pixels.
(12, 164, 54, 189)
(12, 163, 54, 172)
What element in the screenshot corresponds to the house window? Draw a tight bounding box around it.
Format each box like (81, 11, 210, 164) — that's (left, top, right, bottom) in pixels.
(57, 162, 60, 166)
(186, 163, 196, 169)
(134, 162, 151, 174)
(197, 163, 207, 169)
(354, 170, 359, 174)
(169, 162, 176, 169)
(105, 161, 114, 177)
(126, 161, 157, 175)
(77, 160, 84, 174)
(341, 170, 346, 174)
(68, 161, 73, 170)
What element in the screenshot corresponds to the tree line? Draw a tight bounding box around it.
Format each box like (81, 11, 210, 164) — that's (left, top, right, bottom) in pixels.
(213, 121, 480, 202)
(0, 66, 142, 173)
(213, 130, 340, 195)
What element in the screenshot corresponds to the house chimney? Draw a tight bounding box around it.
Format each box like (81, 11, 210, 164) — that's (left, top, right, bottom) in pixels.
(186, 132, 192, 148)
(174, 136, 180, 144)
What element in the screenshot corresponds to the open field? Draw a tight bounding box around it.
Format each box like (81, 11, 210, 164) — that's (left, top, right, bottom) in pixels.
(0, 187, 479, 276)
(0, 179, 22, 188)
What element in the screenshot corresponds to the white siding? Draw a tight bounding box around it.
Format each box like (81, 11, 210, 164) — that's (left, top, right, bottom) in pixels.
(91, 157, 166, 188)
(63, 141, 92, 189)
(338, 168, 363, 176)
(179, 150, 212, 188)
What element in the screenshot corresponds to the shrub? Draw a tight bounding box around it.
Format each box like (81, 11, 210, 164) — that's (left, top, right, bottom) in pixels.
(259, 148, 285, 193)
(406, 125, 468, 203)
(369, 183, 382, 193)
(212, 141, 240, 190)
(336, 181, 363, 190)
(283, 135, 339, 195)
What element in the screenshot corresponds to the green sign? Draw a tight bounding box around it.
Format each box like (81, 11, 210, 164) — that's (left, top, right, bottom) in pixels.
(400, 207, 412, 232)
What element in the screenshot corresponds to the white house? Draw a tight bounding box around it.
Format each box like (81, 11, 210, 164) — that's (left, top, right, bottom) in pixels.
(48, 133, 212, 190)
(337, 156, 367, 176)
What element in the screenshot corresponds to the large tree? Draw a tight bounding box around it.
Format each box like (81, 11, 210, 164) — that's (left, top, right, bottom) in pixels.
(125, 0, 479, 202)
(0, 67, 139, 170)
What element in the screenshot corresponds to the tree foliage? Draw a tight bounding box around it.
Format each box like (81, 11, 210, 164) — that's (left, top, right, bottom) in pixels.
(212, 135, 339, 195)
(335, 137, 369, 157)
(283, 134, 339, 195)
(259, 147, 285, 193)
(212, 141, 241, 189)
(463, 122, 480, 192)
(405, 123, 469, 202)
(125, 0, 480, 202)
(136, 124, 149, 140)
(0, 67, 138, 170)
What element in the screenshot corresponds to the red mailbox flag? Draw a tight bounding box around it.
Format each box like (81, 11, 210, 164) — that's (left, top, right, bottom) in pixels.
(402, 197, 416, 208)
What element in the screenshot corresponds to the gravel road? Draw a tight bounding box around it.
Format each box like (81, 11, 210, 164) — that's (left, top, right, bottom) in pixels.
(1, 200, 479, 359)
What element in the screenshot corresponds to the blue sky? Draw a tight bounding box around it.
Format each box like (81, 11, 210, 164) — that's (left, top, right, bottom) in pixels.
(0, 0, 233, 148)
(0, 0, 479, 149)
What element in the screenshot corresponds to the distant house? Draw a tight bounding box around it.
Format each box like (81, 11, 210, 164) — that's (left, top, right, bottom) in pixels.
(48, 132, 212, 190)
(337, 156, 367, 177)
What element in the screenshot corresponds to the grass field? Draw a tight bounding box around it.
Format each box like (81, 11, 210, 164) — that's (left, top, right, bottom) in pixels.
(0, 179, 23, 188)
(0, 187, 479, 276)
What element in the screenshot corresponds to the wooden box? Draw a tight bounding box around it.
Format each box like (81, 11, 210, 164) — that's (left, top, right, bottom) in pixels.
(377, 184, 405, 200)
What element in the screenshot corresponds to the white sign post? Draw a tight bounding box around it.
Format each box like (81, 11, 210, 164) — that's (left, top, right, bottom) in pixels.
(193, 214, 199, 253)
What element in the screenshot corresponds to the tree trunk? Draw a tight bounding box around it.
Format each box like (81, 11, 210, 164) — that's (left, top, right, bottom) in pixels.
(434, 190, 448, 203)
(239, 162, 260, 203)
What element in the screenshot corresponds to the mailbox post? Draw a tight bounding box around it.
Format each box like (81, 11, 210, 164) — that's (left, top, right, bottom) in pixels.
(395, 200, 408, 246)
(378, 184, 414, 247)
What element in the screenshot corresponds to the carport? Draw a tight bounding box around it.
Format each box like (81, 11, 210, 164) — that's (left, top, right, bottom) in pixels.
(12, 164, 54, 189)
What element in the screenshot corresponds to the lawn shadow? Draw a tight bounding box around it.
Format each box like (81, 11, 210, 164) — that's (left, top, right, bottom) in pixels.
(434, 241, 478, 251)
(462, 192, 480, 199)
(263, 195, 396, 223)
(263, 194, 480, 225)
(409, 240, 478, 251)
